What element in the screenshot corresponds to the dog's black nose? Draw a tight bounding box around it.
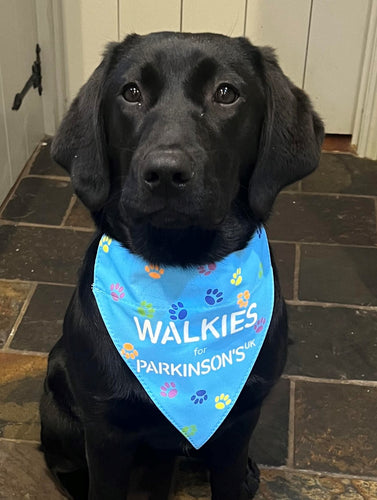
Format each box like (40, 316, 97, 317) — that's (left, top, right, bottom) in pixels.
(142, 150, 193, 191)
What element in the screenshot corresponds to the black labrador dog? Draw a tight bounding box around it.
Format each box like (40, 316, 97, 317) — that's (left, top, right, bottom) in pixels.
(40, 32, 324, 499)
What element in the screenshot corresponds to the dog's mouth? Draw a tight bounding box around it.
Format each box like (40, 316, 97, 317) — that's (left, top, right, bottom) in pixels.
(139, 207, 224, 230)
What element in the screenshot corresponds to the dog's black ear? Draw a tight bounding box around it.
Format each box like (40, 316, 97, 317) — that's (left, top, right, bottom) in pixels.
(51, 42, 119, 211)
(249, 47, 325, 221)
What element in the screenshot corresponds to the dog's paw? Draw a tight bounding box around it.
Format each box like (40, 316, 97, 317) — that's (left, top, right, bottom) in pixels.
(205, 289, 223, 305)
(244, 458, 260, 498)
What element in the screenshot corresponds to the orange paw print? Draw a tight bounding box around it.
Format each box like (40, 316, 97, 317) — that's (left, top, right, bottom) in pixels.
(237, 290, 250, 308)
(120, 343, 138, 359)
(145, 264, 164, 279)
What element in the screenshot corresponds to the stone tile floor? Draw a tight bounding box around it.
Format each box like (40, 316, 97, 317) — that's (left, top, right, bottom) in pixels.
(0, 140, 376, 499)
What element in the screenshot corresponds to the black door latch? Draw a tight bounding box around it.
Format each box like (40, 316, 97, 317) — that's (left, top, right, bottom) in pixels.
(12, 44, 42, 110)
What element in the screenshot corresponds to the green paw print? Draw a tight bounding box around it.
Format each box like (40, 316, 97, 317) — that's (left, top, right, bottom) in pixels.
(258, 262, 263, 279)
(230, 268, 242, 286)
(215, 393, 232, 410)
(182, 425, 197, 437)
(99, 235, 112, 253)
(137, 301, 155, 318)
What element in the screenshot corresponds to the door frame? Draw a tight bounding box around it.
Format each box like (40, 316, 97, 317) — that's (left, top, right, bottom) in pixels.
(352, 0, 377, 160)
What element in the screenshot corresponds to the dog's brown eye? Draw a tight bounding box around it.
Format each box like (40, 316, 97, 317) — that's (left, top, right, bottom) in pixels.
(214, 84, 239, 104)
(122, 83, 142, 103)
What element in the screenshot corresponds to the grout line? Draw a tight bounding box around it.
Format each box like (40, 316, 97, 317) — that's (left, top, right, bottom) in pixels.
(269, 238, 377, 250)
(2, 347, 49, 357)
(0, 437, 41, 445)
(282, 374, 377, 387)
(2, 283, 38, 350)
(0, 219, 94, 233)
(258, 464, 377, 482)
(287, 379, 296, 468)
(292, 244, 300, 301)
(61, 194, 78, 227)
(25, 174, 70, 182)
(285, 299, 377, 311)
(0, 278, 75, 287)
(280, 189, 377, 200)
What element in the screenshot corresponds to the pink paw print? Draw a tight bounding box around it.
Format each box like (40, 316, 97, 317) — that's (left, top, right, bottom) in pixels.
(110, 283, 125, 301)
(160, 382, 178, 398)
(254, 317, 266, 333)
(198, 263, 217, 276)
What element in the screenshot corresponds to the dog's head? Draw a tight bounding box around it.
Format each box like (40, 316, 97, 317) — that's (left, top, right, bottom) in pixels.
(52, 32, 324, 265)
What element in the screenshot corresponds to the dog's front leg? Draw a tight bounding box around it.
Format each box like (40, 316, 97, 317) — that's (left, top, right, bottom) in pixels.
(208, 441, 258, 500)
(202, 407, 261, 500)
(85, 423, 134, 500)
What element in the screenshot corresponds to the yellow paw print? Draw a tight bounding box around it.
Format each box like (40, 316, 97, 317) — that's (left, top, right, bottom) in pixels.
(237, 290, 250, 308)
(99, 235, 112, 253)
(230, 268, 242, 286)
(215, 393, 232, 410)
(145, 264, 164, 279)
(120, 342, 138, 359)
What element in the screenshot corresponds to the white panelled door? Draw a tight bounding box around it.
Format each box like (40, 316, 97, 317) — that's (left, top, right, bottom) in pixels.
(304, 0, 371, 134)
(0, 0, 45, 205)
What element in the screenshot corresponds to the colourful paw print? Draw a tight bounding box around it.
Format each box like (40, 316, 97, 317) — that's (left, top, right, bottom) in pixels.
(181, 425, 197, 438)
(160, 382, 178, 398)
(230, 268, 242, 286)
(205, 289, 223, 305)
(145, 264, 164, 279)
(215, 393, 232, 410)
(110, 283, 125, 301)
(258, 262, 263, 279)
(100, 235, 112, 253)
(198, 263, 217, 276)
(237, 290, 250, 308)
(169, 302, 188, 321)
(138, 301, 155, 318)
(254, 317, 266, 333)
(191, 390, 208, 405)
(120, 342, 138, 359)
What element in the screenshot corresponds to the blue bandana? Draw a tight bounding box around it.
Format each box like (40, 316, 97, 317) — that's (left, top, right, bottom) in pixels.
(92, 228, 274, 449)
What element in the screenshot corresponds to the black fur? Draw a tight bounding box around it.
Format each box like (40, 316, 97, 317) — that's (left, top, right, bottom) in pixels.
(41, 32, 324, 499)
